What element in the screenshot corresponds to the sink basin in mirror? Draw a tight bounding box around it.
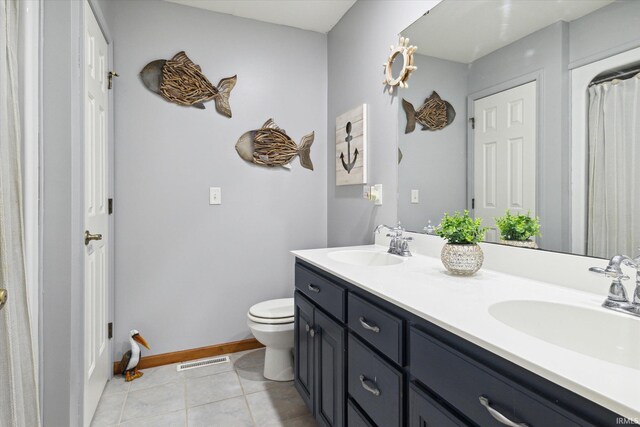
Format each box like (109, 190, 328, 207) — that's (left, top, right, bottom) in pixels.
(328, 250, 404, 267)
(489, 300, 640, 370)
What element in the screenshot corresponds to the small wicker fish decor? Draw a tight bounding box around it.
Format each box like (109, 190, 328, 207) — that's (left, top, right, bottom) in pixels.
(235, 119, 315, 171)
(140, 51, 237, 118)
(402, 91, 456, 133)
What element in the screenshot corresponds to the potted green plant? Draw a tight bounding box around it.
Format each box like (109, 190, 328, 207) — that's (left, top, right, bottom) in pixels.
(494, 210, 541, 249)
(435, 210, 487, 275)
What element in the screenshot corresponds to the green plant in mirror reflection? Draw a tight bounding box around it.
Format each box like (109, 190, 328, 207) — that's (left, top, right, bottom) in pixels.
(495, 210, 541, 242)
(435, 210, 487, 245)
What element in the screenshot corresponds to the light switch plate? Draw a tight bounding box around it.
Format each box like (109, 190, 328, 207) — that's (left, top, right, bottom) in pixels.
(411, 189, 419, 204)
(209, 187, 221, 205)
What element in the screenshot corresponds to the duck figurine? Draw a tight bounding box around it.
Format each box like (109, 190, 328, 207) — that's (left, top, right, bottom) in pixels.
(119, 329, 150, 382)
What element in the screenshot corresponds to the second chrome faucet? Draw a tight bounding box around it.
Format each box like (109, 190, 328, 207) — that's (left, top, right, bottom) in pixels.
(589, 254, 640, 317)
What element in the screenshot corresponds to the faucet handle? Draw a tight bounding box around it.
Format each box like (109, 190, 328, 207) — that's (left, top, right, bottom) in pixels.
(589, 266, 629, 281)
(590, 266, 630, 304)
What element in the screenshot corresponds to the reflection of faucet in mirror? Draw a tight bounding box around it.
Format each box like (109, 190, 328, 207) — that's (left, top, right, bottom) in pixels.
(423, 220, 436, 235)
(589, 254, 640, 317)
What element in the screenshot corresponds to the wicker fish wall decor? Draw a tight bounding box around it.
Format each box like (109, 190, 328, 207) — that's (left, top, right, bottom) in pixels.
(140, 51, 237, 118)
(235, 119, 315, 171)
(402, 91, 455, 133)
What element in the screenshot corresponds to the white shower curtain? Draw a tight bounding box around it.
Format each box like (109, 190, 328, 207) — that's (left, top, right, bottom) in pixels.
(0, 0, 41, 425)
(587, 73, 640, 258)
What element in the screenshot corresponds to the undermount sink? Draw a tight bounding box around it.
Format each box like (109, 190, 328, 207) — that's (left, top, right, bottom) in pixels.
(489, 300, 640, 370)
(328, 250, 404, 267)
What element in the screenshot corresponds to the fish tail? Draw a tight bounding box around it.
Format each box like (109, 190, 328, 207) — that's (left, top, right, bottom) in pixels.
(402, 98, 416, 134)
(298, 131, 315, 171)
(213, 75, 237, 118)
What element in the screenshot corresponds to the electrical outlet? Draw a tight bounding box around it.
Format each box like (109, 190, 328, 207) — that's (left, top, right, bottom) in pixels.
(371, 184, 383, 205)
(209, 187, 221, 205)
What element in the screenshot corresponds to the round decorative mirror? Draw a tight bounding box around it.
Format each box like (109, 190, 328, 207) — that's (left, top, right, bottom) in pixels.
(383, 37, 417, 94)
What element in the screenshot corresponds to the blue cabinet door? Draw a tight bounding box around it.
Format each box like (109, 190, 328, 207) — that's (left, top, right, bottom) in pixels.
(314, 309, 345, 427)
(294, 292, 315, 414)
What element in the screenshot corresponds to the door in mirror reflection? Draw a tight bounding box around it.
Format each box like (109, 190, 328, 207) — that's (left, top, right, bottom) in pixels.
(474, 82, 537, 243)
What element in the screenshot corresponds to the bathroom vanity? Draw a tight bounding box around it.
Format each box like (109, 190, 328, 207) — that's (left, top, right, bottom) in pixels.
(292, 244, 638, 427)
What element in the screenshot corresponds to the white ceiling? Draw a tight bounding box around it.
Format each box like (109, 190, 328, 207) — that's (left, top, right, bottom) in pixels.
(163, 0, 357, 33)
(402, 0, 615, 64)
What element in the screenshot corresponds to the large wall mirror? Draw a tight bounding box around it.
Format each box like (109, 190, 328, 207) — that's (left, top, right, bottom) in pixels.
(398, 0, 640, 259)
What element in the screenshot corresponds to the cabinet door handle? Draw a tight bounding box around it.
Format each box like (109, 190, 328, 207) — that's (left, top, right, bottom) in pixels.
(305, 324, 315, 337)
(359, 317, 380, 333)
(359, 375, 380, 396)
(479, 396, 529, 427)
(308, 284, 320, 293)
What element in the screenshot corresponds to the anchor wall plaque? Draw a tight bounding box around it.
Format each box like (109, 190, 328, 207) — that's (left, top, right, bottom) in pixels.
(336, 104, 367, 186)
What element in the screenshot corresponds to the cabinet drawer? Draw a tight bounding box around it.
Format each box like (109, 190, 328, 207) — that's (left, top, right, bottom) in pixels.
(348, 334, 402, 427)
(347, 400, 374, 427)
(295, 264, 345, 322)
(410, 327, 580, 427)
(348, 293, 403, 365)
(409, 382, 468, 427)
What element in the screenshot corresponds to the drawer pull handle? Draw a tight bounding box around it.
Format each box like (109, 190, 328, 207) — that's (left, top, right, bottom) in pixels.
(479, 396, 529, 427)
(359, 375, 381, 396)
(359, 317, 380, 333)
(308, 284, 320, 293)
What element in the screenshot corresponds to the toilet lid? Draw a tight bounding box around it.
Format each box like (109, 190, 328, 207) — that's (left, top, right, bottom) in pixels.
(249, 298, 294, 322)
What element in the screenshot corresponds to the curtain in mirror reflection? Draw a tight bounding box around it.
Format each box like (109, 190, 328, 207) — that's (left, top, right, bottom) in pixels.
(587, 74, 640, 258)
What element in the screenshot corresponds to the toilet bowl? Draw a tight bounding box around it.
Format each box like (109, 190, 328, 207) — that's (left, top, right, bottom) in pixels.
(247, 298, 294, 381)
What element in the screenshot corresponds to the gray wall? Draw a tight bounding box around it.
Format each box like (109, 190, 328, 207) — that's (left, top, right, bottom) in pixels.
(327, 1, 440, 247)
(105, 0, 327, 356)
(569, 0, 640, 67)
(397, 54, 468, 232)
(467, 22, 570, 253)
(42, 2, 84, 425)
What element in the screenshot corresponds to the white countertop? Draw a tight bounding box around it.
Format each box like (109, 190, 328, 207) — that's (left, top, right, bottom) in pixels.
(292, 245, 640, 420)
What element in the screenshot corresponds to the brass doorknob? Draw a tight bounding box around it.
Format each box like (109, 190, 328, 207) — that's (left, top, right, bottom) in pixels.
(85, 230, 103, 246)
(0, 289, 7, 311)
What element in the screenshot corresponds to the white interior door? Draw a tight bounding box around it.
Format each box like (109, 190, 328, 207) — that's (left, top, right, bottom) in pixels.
(473, 81, 537, 242)
(83, 2, 109, 425)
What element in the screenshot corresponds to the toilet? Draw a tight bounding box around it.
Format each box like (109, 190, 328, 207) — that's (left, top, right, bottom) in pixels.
(247, 298, 295, 381)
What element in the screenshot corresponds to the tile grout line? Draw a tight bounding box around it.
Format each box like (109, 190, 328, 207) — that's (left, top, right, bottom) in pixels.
(234, 359, 258, 427)
(117, 380, 129, 425)
(184, 378, 189, 427)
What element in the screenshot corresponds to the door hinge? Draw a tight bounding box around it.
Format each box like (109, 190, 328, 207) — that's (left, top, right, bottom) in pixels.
(471, 198, 475, 209)
(469, 117, 475, 129)
(108, 198, 113, 215)
(108, 71, 119, 90)
(108, 322, 113, 339)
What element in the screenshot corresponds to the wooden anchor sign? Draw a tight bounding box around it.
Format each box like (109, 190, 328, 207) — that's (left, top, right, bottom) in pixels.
(340, 122, 358, 173)
(336, 104, 367, 186)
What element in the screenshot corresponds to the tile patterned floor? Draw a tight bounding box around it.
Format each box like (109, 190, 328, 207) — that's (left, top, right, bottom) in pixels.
(91, 348, 317, 427)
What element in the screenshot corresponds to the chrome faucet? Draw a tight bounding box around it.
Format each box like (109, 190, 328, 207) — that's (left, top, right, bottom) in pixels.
(589, 254, 640, 317)
(374, 222, 413, 257)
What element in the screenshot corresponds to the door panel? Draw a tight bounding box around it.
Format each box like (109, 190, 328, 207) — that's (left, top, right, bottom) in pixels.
(314, 309, 345, 427)
(474, 81, 537, 242)
(294, 292, 315, 413)
(84, 2, 110, 425)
